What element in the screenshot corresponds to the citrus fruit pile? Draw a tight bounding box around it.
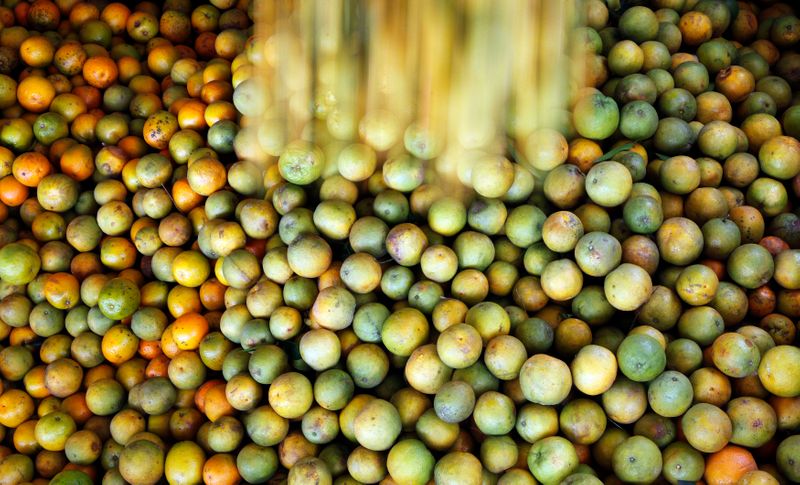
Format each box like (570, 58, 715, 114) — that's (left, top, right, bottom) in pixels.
(0, 0, 799, 484)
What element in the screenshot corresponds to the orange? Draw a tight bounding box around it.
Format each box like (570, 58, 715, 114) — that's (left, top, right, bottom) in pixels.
(34, 411, 77, 451)
(36, 449, 68, 478)
(176, 45, 198, 62)
(145, 354, 170, 378)
(10, 326, 39, 346)
(770, 396, 800, 431)
(177, 100, 207, 130)
(741, 114, 783, 154)
(157, 213, 193, 248)
(567, 138, 603, 173)
(43, 358, 83, 398)
(68, 3, 99, 27)
(171, 313, 210, 351)
(72, 85, 102, 110)
(750, 39, 780, 66)
(186, 157, 226, 196)
(678, 11, 713, 46)
(681, 402, 733, 453)
(167, 285, 203, 319)
(731, 7, 758, 42)
(83, 365, 115, 387)
(82, 56, 118, 89)
(143, 111, 179, 149)
(118, 135, 149, 159)
(202, 453, 240, 485)
(172, 250, 211, 288)
(214, 29, 247, 61)
(23, 366, 49, 399)
(47, 137, 77, 163)
(199, 279, 226, 311)
(101, 325, 140, 365)
(758, 345, 800, 397)
(160, 325, 181, 360)
(117, 56, 143, 84)
(0, 389, 34, 428)
(13, 419, 40, 454)
(165, 441, 205, 485)
(0, 7, 11, 27)
(160, 10, 192, 44)
(738, 470, 781, 485)
(169, 97, 192, 117)
(138, 340, 162, 360)
(126, 11, 159, 43)
(0, 175, 29, 206)
(172, 178, 203, 209)
(704, 445, 758, 485)
(0, 145, 12, 176)
(48, 73, 72, 94)
(186, 71, 205, 98)
(200, 80, 233, 104)
(69, 113, 97, 143)
(54, 41, 88, 77)
(128, 75, 160, 96)
(716, 65, 756, 103)
(760, 236, 789, 256)
(194, 379, 226, 414)
(70, 253, 102, 280)
(100, 3, 130, 34)
(147, 45, 181, 78)
(43, 272, 80, 310)
(17, 76, 56, 113)
(204, 100, 236, 127)
(203, 382, 235, 422)
(59, 143, 93, 181)
(170, 407, 204, 439)
(60, 392, 92, 425)
(12, 1, 29, 26)
(12, 152, 51, 188)
(27, 0, 61, 31)
(195, 32, 218, 59)
(759, 314, 795, 348)
(202, 61, 231, 84)
(19, 35, 55, 68)
(94, 146, 128, 178)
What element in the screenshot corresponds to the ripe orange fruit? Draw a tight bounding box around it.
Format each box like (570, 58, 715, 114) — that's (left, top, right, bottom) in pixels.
(143, 111, 179, 149)
(19, 35, 55, 68)
(17, 76, 55, 112)
(704, 445, 758, 485)
(12, 152, 51, 187)
(27, 0, 60, 31)
(101, 325, 140, 366)
(59, 143, 93, 181)
(203, 382, 235, 422)
(177, 100, 207, 130)
(202, 453, 240, 485)
(0, 175, 29, 206)
(100, 3, 130, 35)
(43, 272, 80, 310)
(679, 11, 713, 46)
(716, 65, 756, 103)
(171, 313, 210, 351)
(82, 56, 118, 89)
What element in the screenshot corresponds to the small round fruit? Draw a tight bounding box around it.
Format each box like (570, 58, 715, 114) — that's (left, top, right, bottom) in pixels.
(570, 344, 617, 395)
(758, 345, 800, 397)
(519, 354, 572, 405)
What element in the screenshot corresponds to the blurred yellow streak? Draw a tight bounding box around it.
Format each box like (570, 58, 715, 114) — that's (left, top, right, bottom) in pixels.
(252, 0, 583, 190)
